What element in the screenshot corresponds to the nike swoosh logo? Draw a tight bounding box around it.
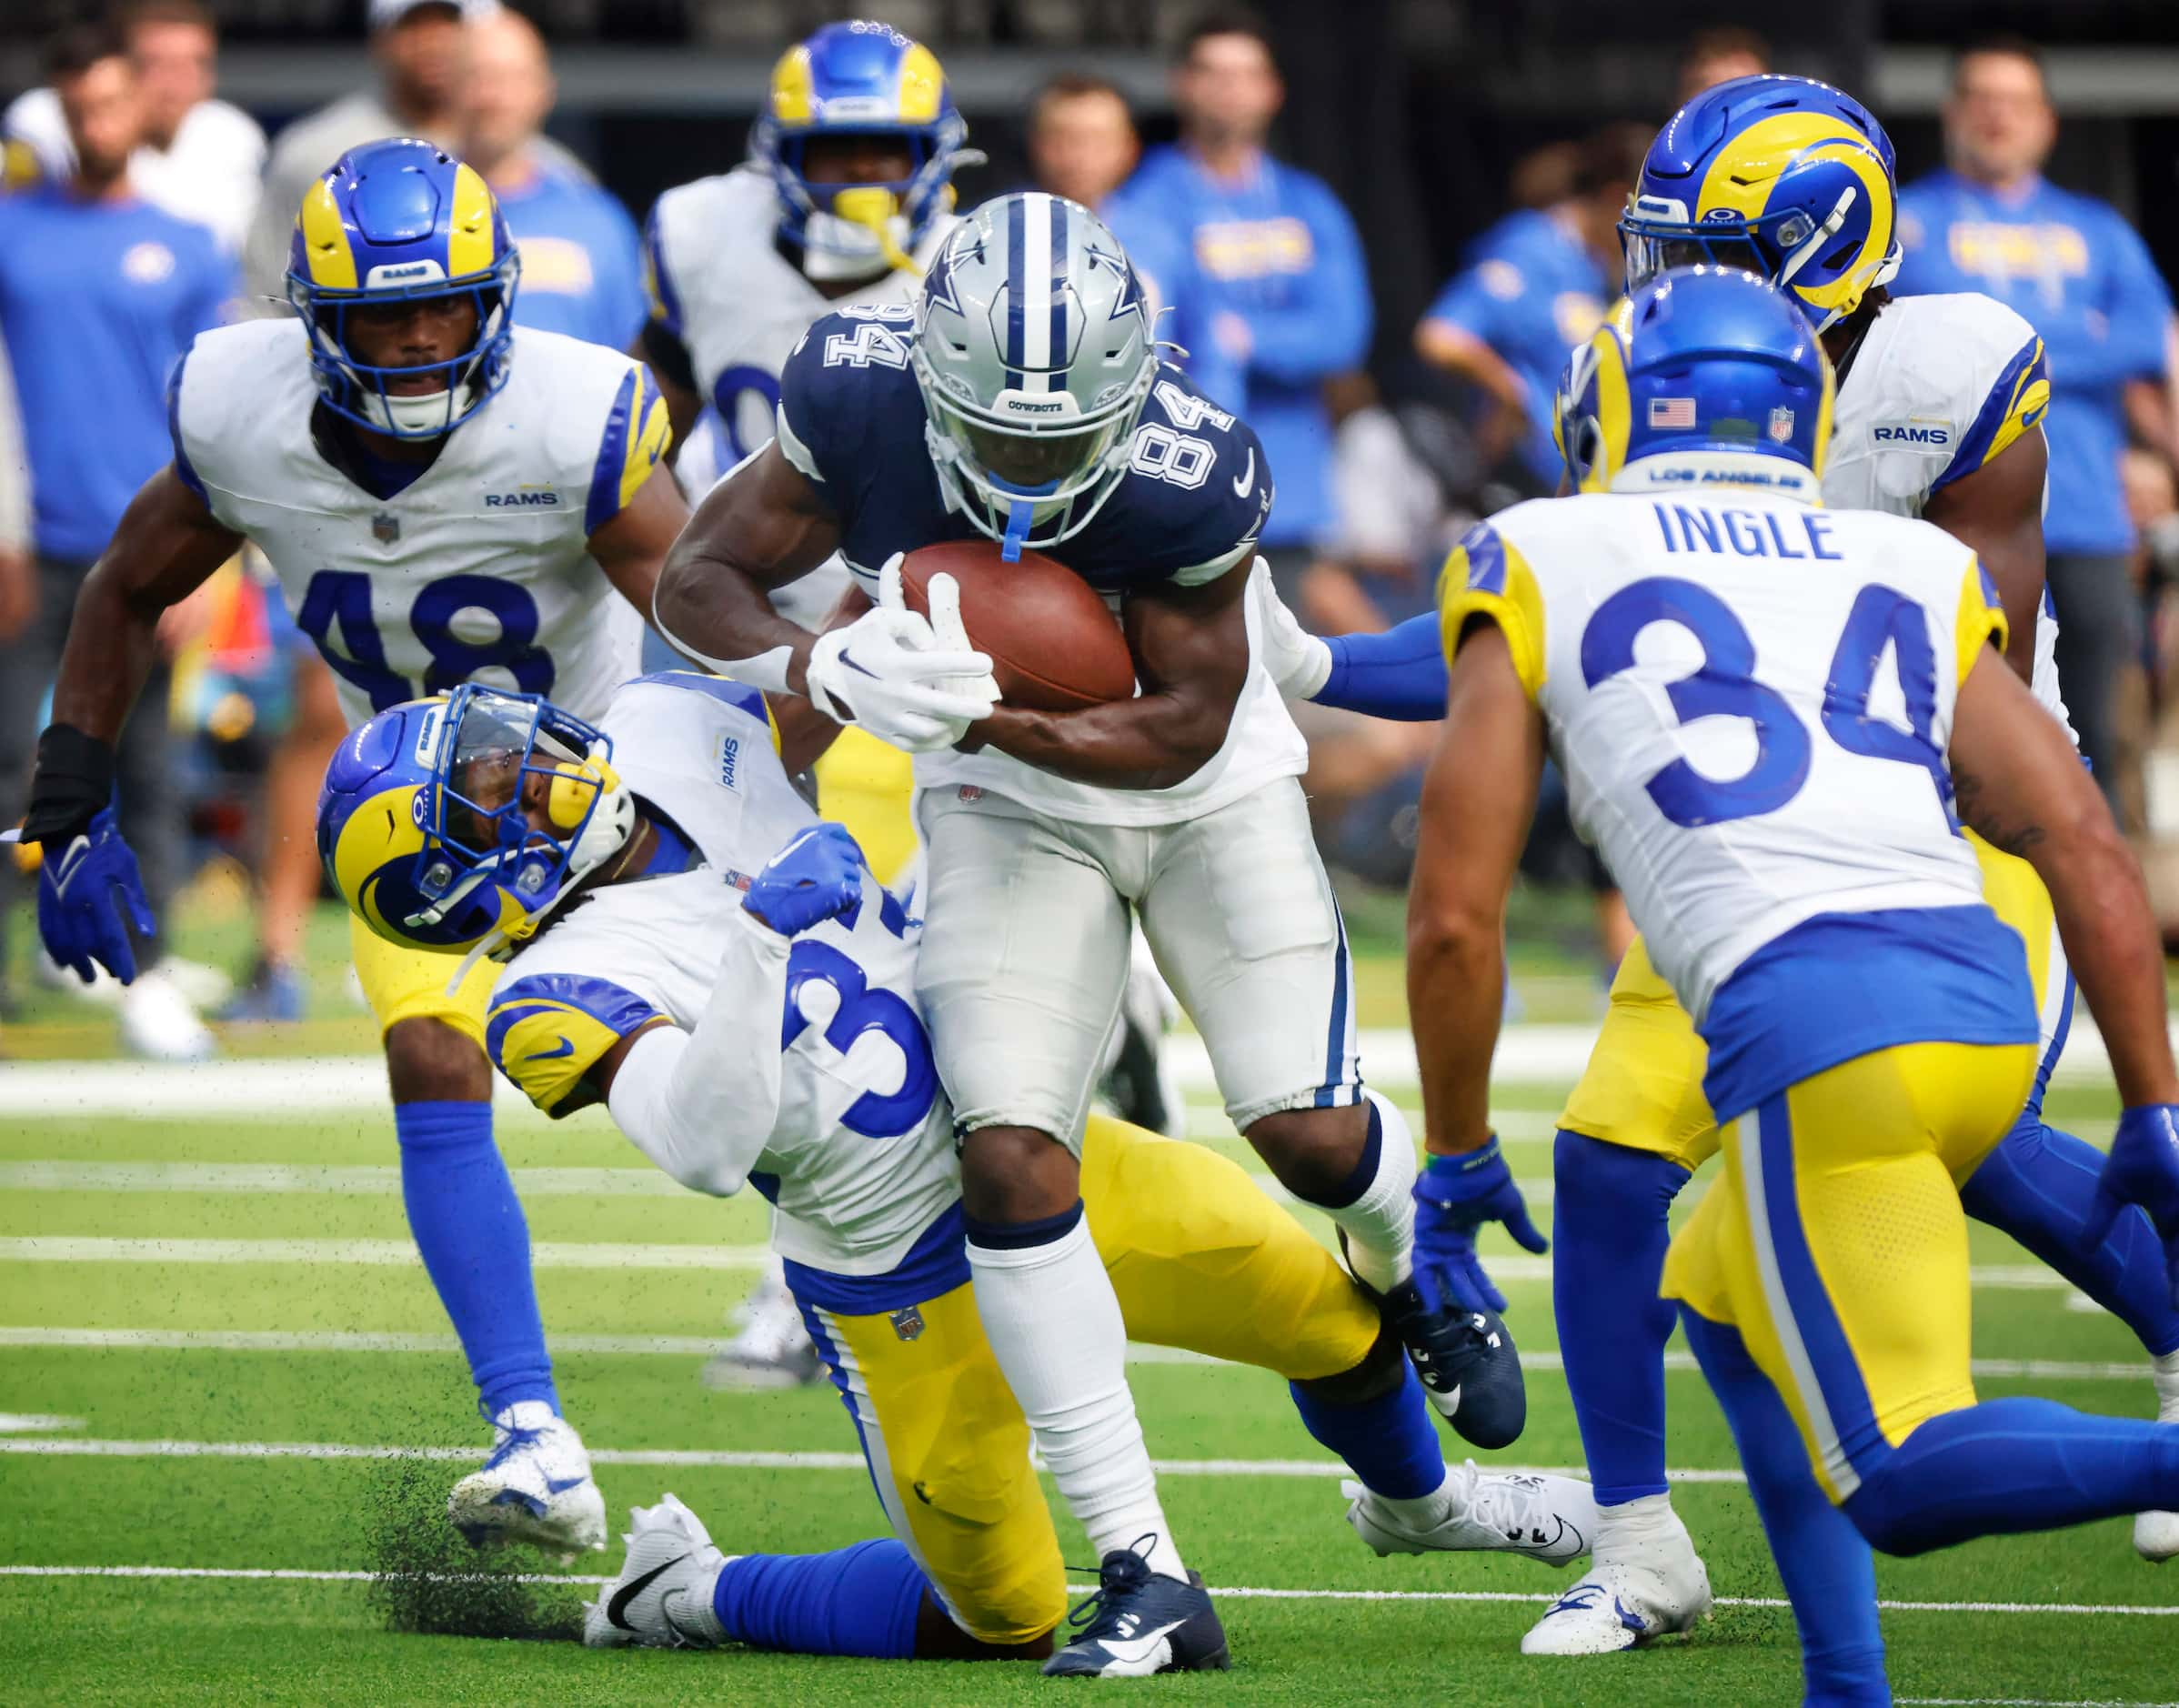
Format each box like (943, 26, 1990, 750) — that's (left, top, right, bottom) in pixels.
(1092, 1618, 1184, 1668)
(606, 1551, 692, 1632)
(522, 1038, 576, 1062)
(544, 1474, 588, 1494)
(838, 648, 878, 679)
(1231, 447, 1255, 497)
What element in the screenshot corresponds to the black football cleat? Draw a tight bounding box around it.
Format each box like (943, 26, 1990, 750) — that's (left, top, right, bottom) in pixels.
(1042, 1542, 1230, 1677)
(1380, 1281, 1527, 1450)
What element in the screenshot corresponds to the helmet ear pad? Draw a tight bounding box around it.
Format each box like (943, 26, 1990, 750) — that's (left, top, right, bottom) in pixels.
(547, 753, 621, 830)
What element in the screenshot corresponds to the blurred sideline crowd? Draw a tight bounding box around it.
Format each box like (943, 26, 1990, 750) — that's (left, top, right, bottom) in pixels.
(1, 2, 2176, 1059)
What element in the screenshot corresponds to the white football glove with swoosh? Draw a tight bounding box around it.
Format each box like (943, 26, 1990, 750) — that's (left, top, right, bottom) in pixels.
(805, 557, 999, 752)
(1249, 557, 1332, 700)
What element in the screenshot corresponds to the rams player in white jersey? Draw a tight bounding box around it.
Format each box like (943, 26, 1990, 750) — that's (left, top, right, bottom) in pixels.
(15, 138, 685, 1553)
(1409, 263, 2179, 1706)
(315, 668, 1599, 1673)
(1266, 74, 2179, 1652)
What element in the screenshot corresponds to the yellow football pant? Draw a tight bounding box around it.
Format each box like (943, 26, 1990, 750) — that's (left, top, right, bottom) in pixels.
(797, 1114, 1383, 1645)
(346, 910, 500, 1046)
(812, 727, 918, 889)
(1558, 829, 2063, 1170)
(1662, 1040, 2038, 1500)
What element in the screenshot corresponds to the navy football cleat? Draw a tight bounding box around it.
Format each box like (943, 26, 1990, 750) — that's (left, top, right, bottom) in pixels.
(1380, 1281, 1527, 1450)
(1042, 1542, 1230, 1678)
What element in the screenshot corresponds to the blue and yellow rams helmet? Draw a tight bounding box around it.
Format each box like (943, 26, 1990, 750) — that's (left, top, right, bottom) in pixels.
(750, 19, 970, 276)
(1554, 266, 1834, 498)
(1621, 75, 1899, 333)
(317, 687, 633, 959)
(286, 137, 521, 439)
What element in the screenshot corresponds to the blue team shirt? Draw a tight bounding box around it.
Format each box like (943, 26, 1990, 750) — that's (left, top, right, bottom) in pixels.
(0, 186, 235, 559)
(1104, 146, 1371, 549)
(1422, 208, 1611, 486)
(497, 167, 648, 353)
(1896, 169, 2174, 557)
(778, 305, 1271, 596)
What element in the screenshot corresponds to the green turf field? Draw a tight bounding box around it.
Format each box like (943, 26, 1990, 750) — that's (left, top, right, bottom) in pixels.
(3, 1024, 2175, 1705)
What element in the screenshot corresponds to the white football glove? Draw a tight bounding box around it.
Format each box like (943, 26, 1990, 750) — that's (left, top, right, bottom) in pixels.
(1249, 557, 1333, 700)
(906, 564, 1003, 708)
(803, 558, 997, 752)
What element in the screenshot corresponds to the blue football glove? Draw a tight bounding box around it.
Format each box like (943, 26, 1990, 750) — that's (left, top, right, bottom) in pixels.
(35, 806, 156, 986)
(2084, 1104, 2179, 1310)
(742, 821, 866, 937)
(1412, 1137, 1549, 1315)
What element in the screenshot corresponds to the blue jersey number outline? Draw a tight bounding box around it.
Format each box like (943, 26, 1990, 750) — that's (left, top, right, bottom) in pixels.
(1579, 575, 1948, 829)
(296, 570, 555, 713)
(711, 363, 784, 465)
(780, 938, 939, 1140)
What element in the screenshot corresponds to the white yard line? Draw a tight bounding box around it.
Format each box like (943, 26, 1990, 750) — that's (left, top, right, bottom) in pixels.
(0, 1237, 2084, 1293)
(0, 1562, 2170, 1621)
(0, 1414, 81, 1433)
(0, 1327, 2152, 1387)
(0, 1238, 772, 1269)
(0, 1161, 688, 1196)
(0, 1019, 2144, 1120)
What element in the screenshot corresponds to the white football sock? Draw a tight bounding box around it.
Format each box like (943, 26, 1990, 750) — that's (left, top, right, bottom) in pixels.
(967, 1212, 1187, 1582)
(1594, 1491, 1683, 1552)
(2154, 1349, 2179, 1419)
(1321, 1090, 1418, 1296)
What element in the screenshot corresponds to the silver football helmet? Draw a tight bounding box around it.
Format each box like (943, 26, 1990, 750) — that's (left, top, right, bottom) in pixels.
(912, 192, 1159, 553)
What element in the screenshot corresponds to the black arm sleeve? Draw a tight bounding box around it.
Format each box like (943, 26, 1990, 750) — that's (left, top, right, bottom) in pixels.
(641, 318, 698, 397)
(22, 723, 116, 845)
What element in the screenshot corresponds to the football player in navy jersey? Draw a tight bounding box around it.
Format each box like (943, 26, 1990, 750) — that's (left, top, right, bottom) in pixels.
(653, 191, 1524, 1677)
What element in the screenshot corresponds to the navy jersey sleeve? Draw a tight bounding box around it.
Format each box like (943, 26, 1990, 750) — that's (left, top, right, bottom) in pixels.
(1099, 366, 1275, 588)
(773, 306, 919, 517)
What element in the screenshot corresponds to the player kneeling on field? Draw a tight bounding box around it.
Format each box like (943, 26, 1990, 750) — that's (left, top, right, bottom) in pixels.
(317, 667, 1599, 1672)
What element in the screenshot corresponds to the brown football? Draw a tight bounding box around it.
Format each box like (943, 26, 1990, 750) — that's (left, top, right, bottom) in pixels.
(898, 538, 1136, 713)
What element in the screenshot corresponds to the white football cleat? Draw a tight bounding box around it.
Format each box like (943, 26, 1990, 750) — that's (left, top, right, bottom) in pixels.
(2134, 1353, 2179, 1562)
(118, 967, 216, 1062)
(702, 1266, 821, 1390)
(583, 1493, 728, 1649)
(1344, 1461, 1597, 1567)
(1520, 1495, 1712, 1655)
(447, 1401, 607, 1554)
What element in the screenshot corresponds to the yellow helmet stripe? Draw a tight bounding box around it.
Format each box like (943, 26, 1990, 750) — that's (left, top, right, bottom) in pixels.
(771, 44, 815, 124)
(297, 177, 357, 289)
(896, 42, 944, 124)
(445, 163, 497, 279)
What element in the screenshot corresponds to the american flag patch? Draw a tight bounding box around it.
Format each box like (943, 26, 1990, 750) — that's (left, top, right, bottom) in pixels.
(1648, 397, 1697, 428)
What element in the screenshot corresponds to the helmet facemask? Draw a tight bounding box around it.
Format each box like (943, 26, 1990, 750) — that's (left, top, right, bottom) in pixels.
(289, 252, 522, 440)
(410, 687, 634, 955)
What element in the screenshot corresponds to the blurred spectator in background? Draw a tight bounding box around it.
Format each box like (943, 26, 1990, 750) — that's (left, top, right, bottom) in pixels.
(1107, 9, 1371, 595)
(0, 24, 236, 1056)
(243, 0, 598, 306)
(1677, 26, 1771, 102)
(1029, 73, 1246, 413)
(460, 7, 644, 349)
(1414, 124, 1647, 496)
(4, 2, 264, 252)
(1896, 34, 2178, 829)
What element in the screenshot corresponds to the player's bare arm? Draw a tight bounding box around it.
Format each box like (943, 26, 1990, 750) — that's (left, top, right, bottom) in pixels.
(586, 457, 692, 620)
(651, 439, 842, 690)
(964, 554, 1250, 789)
(1405, 620, 1545, 1159)
(1924, 428, 2047, 686)
(1950, 646, 2179, 1108)
(46, 467, 245, 747)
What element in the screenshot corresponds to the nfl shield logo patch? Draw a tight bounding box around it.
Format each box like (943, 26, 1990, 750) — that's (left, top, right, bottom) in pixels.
(1767, 406, 1796, 444)
(372, 511, 400, 545)
(957, 785, 984, 803)
(889, 1306, 926, 1342)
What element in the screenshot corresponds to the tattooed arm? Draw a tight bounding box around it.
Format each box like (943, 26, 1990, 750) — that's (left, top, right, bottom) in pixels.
(1950, 648, 2179, 1107)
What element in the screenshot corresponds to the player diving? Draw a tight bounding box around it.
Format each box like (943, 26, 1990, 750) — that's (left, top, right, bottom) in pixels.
(1255, 73, 2179, 1655)
(1408, 260, 2179, 1706)
(642, 187, 1526, 1674)
(313, 668, 1602, 1671)
(11, 136, 690, 1553)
